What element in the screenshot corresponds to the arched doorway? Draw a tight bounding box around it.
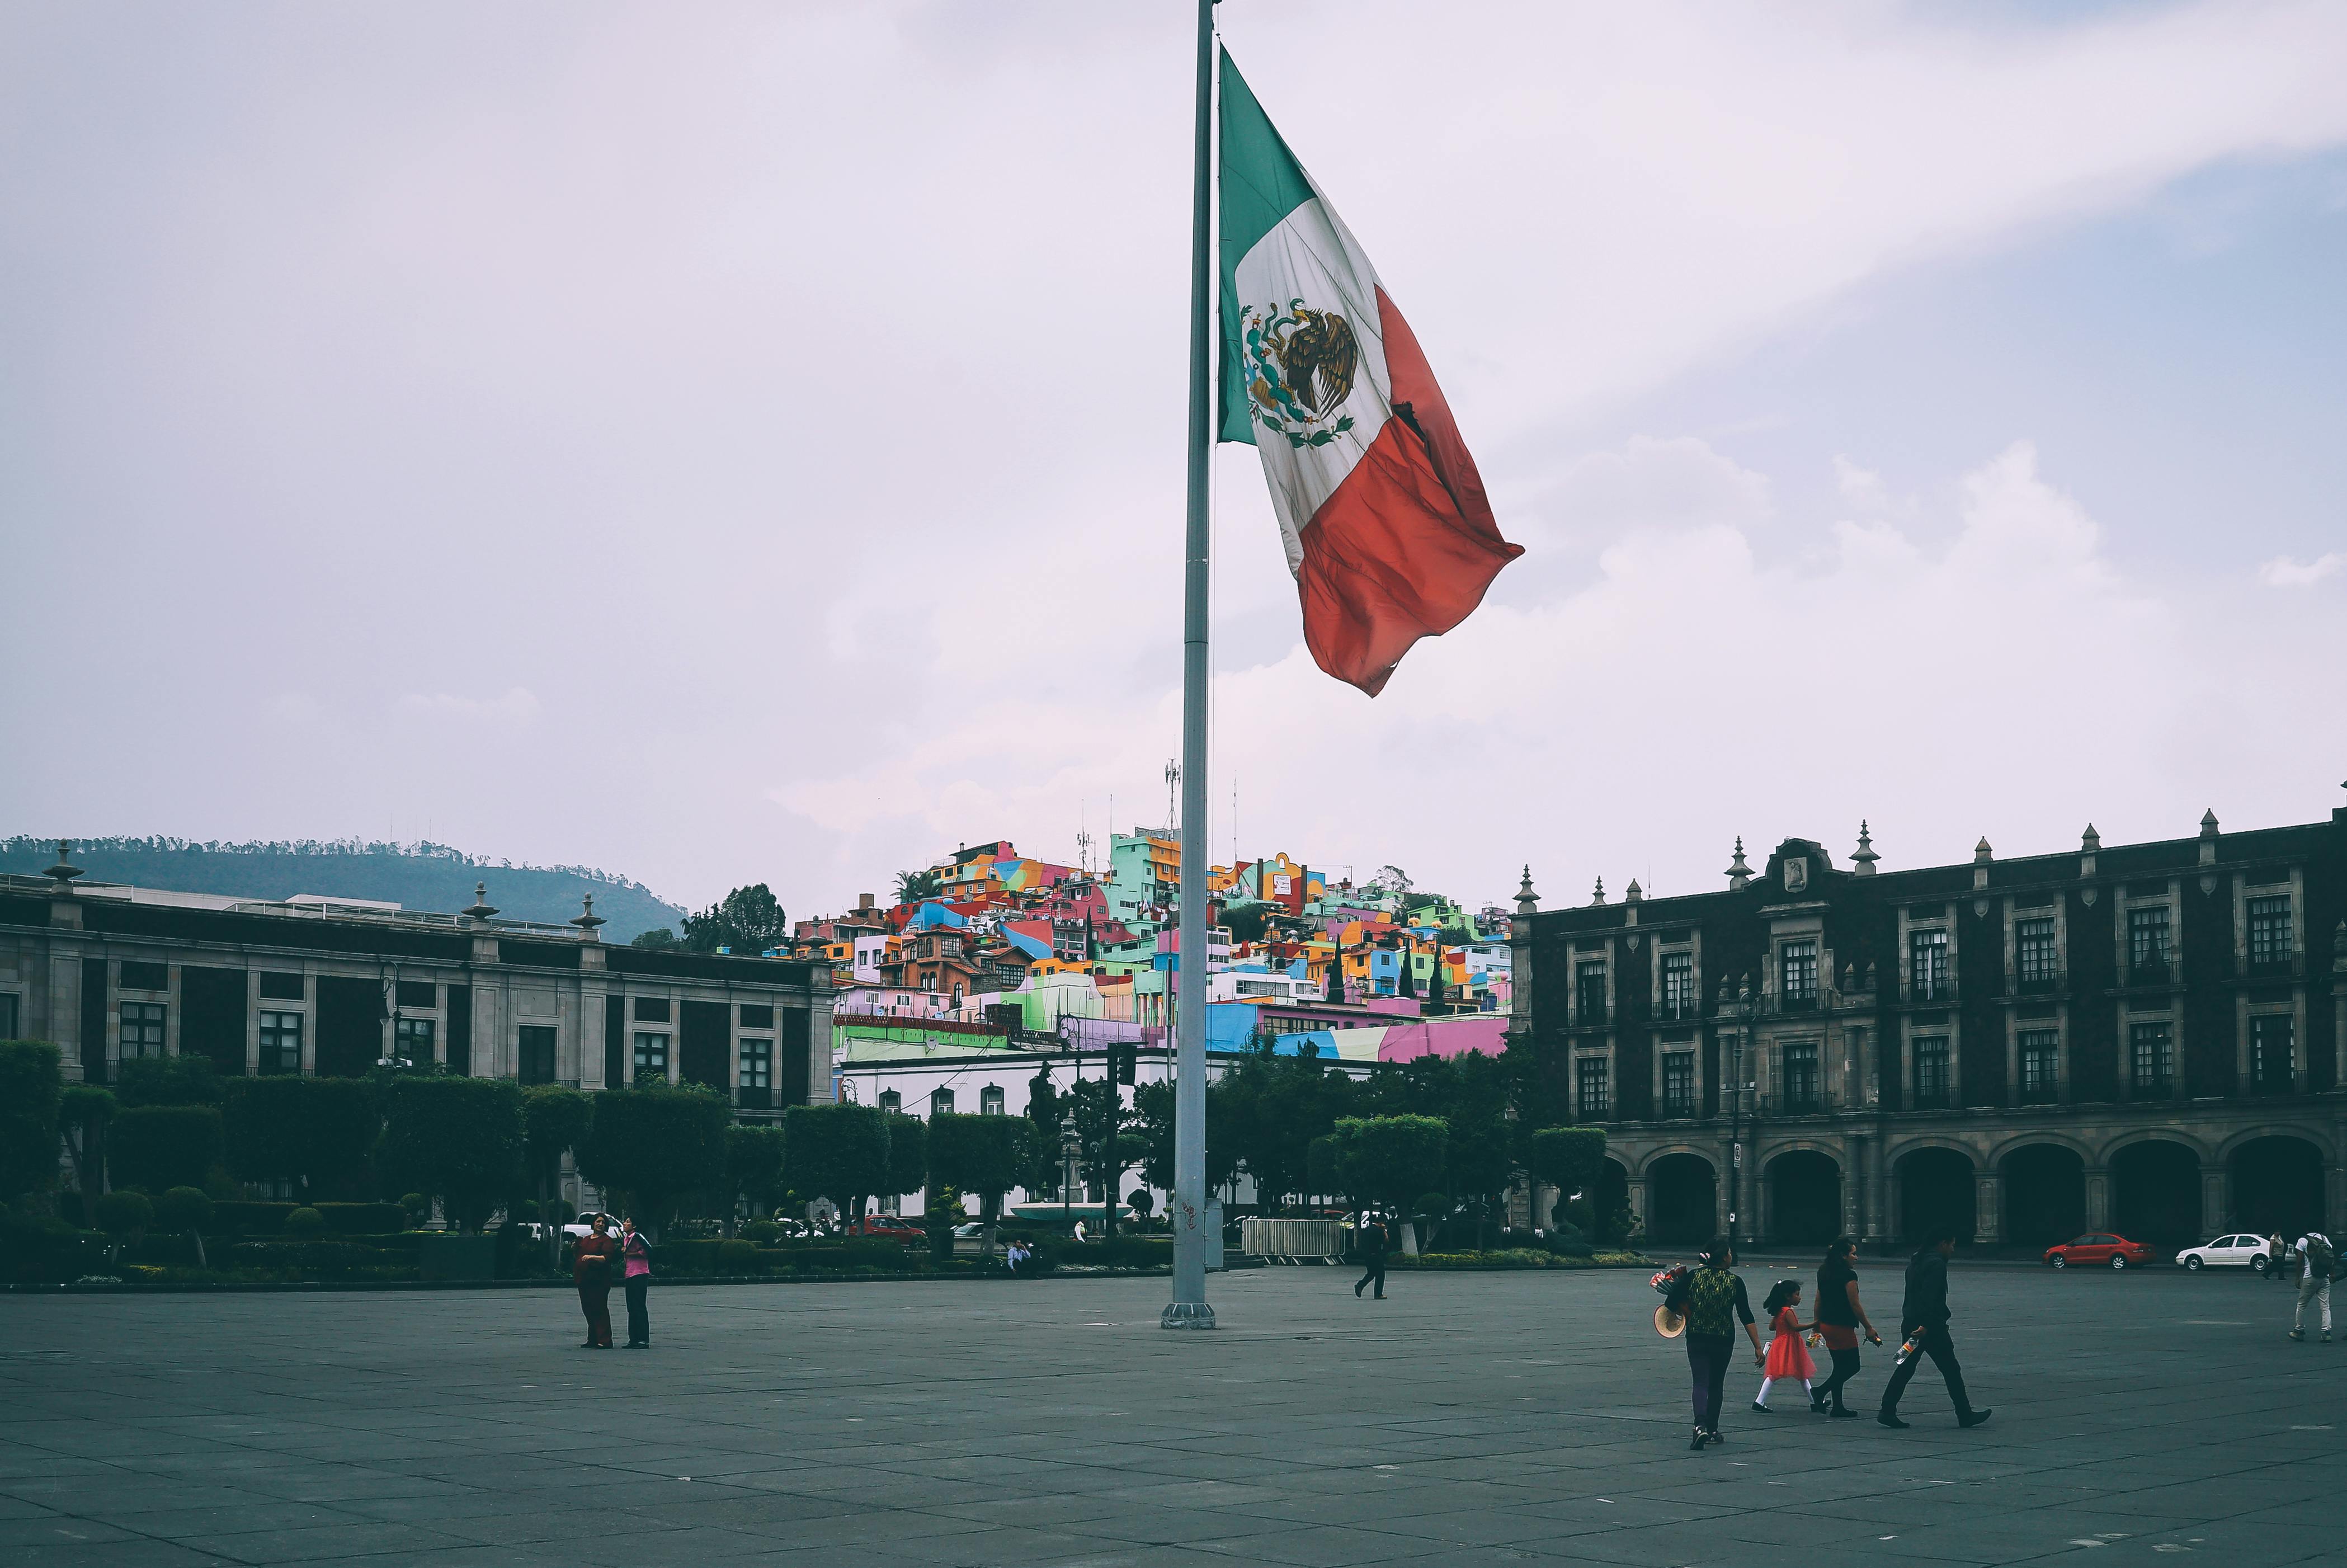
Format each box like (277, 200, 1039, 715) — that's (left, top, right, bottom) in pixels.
(1766, 1150, 1842, 1245)
(2001, 1144, 2086, 1248)
(2111, 1139, 2199, 1246)
(2230, 1136, 2325, 1239)
(1647, 1153, 1718, 1244)
(1896, 1147, 1976, 1245)
(1594, 1159, 1632, 1244)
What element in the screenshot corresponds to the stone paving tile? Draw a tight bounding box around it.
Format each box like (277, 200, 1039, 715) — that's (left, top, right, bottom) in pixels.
(7, 1265, 2345, 1566)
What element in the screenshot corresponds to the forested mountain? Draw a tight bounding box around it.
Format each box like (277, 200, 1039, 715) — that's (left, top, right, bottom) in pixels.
(0, 837, 685, 943)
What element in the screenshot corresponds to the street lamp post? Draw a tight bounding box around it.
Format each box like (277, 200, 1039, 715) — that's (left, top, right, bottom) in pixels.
(1060, 1110, 1082, 1225)
(1729, 978, 1760, 1249)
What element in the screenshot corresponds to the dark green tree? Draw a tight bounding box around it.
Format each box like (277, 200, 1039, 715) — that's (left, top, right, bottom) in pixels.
(155, 1185, 214, 1268)
(1333, 1115, 1449, 1216)
(1069, 1077, 1143, 1236)
(681, 884, 788, 955)
(521, 1086, 593, 1204)
(577, 1084, 731, 1237)
(882, 1111, 928, 1209)
(375, 1077, 525, 1233)
(110, 1105, 223, 1194)
(927, 1110, 1022, 1255)
(95, 1188, 151, 1258)
(223, 1077, 379, 1202)
(720, 1124, 788, 1232)
(0, 1040, 63, 1205)
(1020, 1068, 1068, 1197)
(629, 926, 680, 950)
(779, 1102, 890, 1225)
(112, 1054, 223, 1108)
(1528, 1126, 1609, 1223)
(58, 1084, 116, 1226)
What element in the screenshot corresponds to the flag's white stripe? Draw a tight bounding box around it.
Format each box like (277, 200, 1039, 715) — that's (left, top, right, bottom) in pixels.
(1231, 196, 1394, 576)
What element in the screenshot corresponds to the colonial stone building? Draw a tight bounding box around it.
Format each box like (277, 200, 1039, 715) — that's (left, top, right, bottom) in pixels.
(1509, 807, 2347, 1250)
(0, 858, 833, 1121)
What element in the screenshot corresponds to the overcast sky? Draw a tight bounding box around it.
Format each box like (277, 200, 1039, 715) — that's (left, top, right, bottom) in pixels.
(4, 1, 2344, 919)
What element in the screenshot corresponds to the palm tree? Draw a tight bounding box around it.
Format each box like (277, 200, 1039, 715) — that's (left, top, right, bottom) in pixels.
(894, 867, 942, 904)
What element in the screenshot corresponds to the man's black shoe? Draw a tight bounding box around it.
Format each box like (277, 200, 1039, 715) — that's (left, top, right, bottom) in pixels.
(1354, 1281, 1364, 1297)
(1829, 1406, 1859, 1419)
(1877, 1412, 1910, 1429)
(1690, 1428, 1707, 1451)
(1958, 1409, 1993, 1429)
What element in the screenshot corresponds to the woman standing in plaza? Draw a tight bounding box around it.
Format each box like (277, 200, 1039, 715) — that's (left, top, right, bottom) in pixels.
(1808, 1236, 1881, 1417)
(1662, 1239, 1763, 1449)
(620, 1217, 654, 1349)
(572, 1213, 619, 1349)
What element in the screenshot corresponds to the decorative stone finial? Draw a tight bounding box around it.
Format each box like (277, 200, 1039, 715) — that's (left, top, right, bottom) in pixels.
(43, 839, 82, 889)
(1513, 865, 1539, 917)
(1725, 837, 1752, 891)
(1591, 875, 1606, 906)
(2081, 824, 2101, 852)
(570, 893, 606, 938)
(1625, 879, 1642, 903)
(2200, 808, 2219, 836)
(463, 880, 499, 921)
(1851, 821, 1879, 875)
(1974, 837, 1993, 863)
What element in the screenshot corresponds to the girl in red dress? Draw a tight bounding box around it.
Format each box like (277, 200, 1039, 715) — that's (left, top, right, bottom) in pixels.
(1751, 1279, 1817, 1412)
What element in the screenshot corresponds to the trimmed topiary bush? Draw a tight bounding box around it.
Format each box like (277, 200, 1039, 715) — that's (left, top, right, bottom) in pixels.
(95, 1189, 152, 1245)
(285, 1206, 326, 1240)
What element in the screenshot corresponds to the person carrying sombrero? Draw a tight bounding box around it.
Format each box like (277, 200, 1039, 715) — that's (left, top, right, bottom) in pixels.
(1661, 1239, 1762, 1449)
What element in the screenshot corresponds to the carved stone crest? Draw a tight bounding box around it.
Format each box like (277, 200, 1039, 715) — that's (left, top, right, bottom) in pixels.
(1783, 856, 1809, 894)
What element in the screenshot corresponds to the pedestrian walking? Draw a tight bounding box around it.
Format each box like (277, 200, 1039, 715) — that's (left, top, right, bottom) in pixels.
(1354, 1209, 1389, 1299)
(619, 1217, 653, 1349)
(1751, 1280, 1816, 1412)
(572, 1213, 619, 1349)
(1662, 1239, 1763, 1449)
(2287, 1230, 2334, 1342)
(1809, 1236, 1882, 1418)
(1878, 1230, 1990, 1429)
(2268, 1232, 2289, 1282)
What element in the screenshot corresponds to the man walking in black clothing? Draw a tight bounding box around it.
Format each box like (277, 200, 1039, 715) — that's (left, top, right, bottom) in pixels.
(1879, 1230, 1991, 1429)
(1354, 1210, 1388, 1299)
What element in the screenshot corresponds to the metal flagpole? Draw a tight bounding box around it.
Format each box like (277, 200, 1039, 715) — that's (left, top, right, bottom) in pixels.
(1162, 0, 1218, 1330)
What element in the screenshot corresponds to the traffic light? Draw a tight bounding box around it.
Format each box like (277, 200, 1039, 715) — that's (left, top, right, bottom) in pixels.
(1110, 1042, 1136, 1085)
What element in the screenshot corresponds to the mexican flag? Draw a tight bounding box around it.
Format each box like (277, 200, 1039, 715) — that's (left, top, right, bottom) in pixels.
(1219, 49, 1522, 697)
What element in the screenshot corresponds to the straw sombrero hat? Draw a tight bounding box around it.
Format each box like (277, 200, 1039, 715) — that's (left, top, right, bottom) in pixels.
(1655, 1302, 1685, 1338)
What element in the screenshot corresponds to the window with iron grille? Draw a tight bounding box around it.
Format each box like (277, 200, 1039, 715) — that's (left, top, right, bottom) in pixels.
(2129, 1021, 2171, 1094)
(2128, 906, 2171, 976)
(738, 1038, 772, 1108)
(259, 1010, 303, 1075)
(120, 1001, 167, 1058)
(1576, 1056, 1610, 1119)
(1912, 1035, 1949, 1108)
(1662, 951, 1695, 1018)
(2249, 896, 2292, 968)
(1576, 962, 1608, 1025)
(1662, 1053, 1695, 1117)
(1779, 941, 1818, 1007)
(2017, 917, 2057, 985)
(1782, 1040, 1820, 1112)
(518, 1024, 555, 1085)
(394, 1016, 436, 1064)
(1910, 929, 1949, 1000)
(2019, 1029, 2058, 1101)
(632, 1031, 668, 1082)
(2251, 1015, 2294, 1093)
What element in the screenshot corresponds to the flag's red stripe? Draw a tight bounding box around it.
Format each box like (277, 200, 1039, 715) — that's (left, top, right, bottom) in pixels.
(1293, 291, 1522, 697)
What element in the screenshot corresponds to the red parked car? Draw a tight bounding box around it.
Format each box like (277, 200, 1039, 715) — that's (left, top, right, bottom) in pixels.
(2044, 1232, 2156, 1270)
(845, 1215, 925, 1243)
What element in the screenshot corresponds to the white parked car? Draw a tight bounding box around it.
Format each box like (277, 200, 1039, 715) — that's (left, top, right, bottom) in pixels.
(560, 1213, 621, 1242)
(2174, 1233, 2270, 1272)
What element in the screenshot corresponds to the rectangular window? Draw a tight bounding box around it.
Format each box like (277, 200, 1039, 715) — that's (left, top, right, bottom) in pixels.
(2019, 1029, 2058, 1103)
(1910, 930, 1949, 1001)
(980, 1085, 1005, 1115)
(1662, 952, 1695, 1019)
(739, 1004, 774, 1030)
(1912, 1035, 1950, 1109)
(2248, 896, 2293, 969)
(258, 971, 306, 1001)
(0, 992, 15, 1041)
(1662, 1053, 1695, 1117)
(2251, 1015, 2294, 1093)
(2128, 907, 2171, 978)
(1782, 1041, 1820, 1113)
(632, 1031, 668, 1082)
(738, 1037, 772, 1109)
(519, 1025, 557, 1086)
(394, 980, 437, 1010)
(120, 1001, 167, 1059)
(1576, 962, 1608, 1025)
(931, 1086, 956, 1117)
(1779, 941, 1818, 1009)
(393, 1016, 436, 1064)
(119, 961, 168, 993)
(259, 1010, 304, 1075)
(878, 1089, 901, 1113)
(2130, 1021, 2172, 1095)
(781, 1010, 812, 1105)
(1575, 1056, 1610, 1119)
(2017, 917, 2058, 985)
(634, 996, 671, 1023)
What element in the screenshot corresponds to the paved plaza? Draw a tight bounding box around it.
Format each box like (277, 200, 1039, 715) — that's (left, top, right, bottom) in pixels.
(3, 1261, 2341, 1568)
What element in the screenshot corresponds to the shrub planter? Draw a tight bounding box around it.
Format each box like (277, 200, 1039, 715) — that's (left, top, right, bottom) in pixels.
(420, 1233, 497, 1282)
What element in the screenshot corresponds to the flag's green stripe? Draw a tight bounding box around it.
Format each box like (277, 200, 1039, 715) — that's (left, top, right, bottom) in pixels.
(1218, 48, 1314, 445)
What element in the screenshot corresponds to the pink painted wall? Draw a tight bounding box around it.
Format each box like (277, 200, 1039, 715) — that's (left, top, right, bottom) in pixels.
(1374, 1014, 1508, 1062)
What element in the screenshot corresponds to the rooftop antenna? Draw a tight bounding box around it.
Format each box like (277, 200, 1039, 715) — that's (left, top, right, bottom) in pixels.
(1163, 758, 1180, 835)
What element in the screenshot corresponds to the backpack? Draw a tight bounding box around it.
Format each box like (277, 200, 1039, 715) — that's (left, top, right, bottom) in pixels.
(1686, 1267, 1740, 1338)
(2307, 1234, 2337, 1279)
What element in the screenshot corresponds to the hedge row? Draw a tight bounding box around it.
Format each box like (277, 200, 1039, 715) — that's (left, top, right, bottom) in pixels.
(205, 1202, 409, 1235)
(1394, 1248, 1651, 1270)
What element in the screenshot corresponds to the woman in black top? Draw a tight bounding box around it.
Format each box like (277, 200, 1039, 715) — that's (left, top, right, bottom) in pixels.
(1663, 1239, 1763, 1449)
(1809, 1236, 1881, 1416)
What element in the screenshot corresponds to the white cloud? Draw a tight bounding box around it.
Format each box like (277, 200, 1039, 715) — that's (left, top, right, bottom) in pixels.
(394, 688, 541, 724)
(2259, 551, 2345, 586)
